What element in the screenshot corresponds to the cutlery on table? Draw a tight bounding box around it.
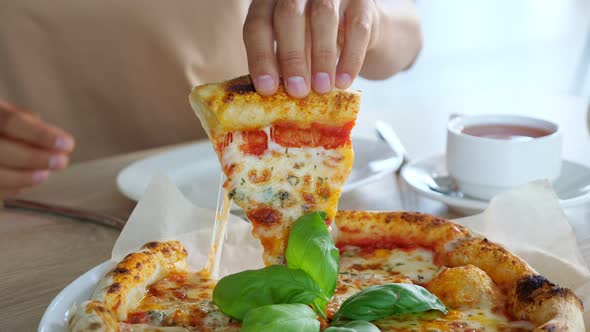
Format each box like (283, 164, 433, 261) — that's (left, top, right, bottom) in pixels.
(3, 198, 126, 230)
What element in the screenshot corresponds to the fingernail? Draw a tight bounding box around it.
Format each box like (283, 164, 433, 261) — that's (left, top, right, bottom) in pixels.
(49, 155, 68, 170)
(313, 72, 331, 94)
(33, 170, 50, 184)
(254, 75, 276, 94)
(336, 73, 352, 88)
(286, 76, 308, 98)
(55, 137, 74, 151)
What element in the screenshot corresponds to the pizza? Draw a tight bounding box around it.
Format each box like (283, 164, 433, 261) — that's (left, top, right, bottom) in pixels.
(67, 75, 583, 331)
(67, 211, 584, 332)
(189, 75, 360, 265)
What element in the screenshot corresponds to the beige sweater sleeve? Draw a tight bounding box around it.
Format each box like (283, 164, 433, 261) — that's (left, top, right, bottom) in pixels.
(0, 1, 250, 162)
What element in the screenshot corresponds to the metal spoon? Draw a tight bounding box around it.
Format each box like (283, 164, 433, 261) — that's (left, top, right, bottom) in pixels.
(426, 175, 464, 198)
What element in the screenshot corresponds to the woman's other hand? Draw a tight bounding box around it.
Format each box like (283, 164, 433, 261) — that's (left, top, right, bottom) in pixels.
(0, 101, 74, 199)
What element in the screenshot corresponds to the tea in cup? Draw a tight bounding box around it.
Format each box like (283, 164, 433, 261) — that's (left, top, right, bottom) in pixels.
(446, 114, 562, 200)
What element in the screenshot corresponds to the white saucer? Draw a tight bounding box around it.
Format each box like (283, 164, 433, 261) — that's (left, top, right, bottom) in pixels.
(401, 155, 590, 215)
(117, 137, 400, 210)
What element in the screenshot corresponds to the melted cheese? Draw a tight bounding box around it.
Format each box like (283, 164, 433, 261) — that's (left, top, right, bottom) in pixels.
(375, 308, 534, 331)
(202, 189, 232, 279)
(125, 271, 240, 332)
(122, 247, 535, 331)
(220, 126, 353, 264)
(340, 246, 442, 284)
(333, 246, 535, 331)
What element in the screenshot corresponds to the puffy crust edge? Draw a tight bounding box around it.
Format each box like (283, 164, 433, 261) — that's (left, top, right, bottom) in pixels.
(67, 241, 188, 331)
(445, 237, 535, 290)
(189, 75, 361, 138)
(334, 210, 472, 256)
(92, 241, 188, 320)
(508, 274, 584, 331)
(334, 210, 585, 331)
(67, 300, 118, 332)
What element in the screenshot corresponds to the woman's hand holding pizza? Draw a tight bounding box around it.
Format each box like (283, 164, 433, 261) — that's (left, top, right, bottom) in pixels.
(243, 0, 422, 98)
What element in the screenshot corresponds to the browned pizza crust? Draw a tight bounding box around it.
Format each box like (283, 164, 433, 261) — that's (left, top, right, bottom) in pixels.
(189, 75, 360, 137)
(334, 210, 472, 256)
(446, 237, 535, 289)
(67, 300, 118, 332)
(508, 274, 584, 331)
(92, 241, 188, 320)
(334, 210, 585, 331)
(67, 241, 189, 331)
(425, 265, 503, 309)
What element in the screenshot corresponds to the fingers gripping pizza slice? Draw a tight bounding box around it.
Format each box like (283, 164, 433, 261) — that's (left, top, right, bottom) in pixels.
(189, 75, 360, 265)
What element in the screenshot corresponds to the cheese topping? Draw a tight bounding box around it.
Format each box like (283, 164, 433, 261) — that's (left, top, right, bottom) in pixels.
(334, 246, 535, 331)
(124, 271, 239, 332)
(339, 245, 442, 284)
(374, 308, 534, 331)
(123, 246, 536, 331)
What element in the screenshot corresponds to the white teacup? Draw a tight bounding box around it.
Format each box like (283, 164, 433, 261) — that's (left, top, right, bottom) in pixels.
(446, 114, 562, 200)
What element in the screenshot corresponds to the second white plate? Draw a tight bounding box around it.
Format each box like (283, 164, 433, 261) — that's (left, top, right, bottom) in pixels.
(117, 137, 399, 209)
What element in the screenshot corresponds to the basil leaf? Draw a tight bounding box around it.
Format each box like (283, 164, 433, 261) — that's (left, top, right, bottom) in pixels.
(334, 283, 447, 321)
(241, 304, 320, 332)
(212, 265, 328, 320)
(324, 320, 380, 332)
(286, 211, 339, 316)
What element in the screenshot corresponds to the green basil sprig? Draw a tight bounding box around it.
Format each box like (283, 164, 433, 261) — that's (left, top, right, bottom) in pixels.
(212, 211, 336, 320)
(324, 320, 380, 332)
(241, 304, 320, 332)
(286, 211, 339, 316)
(212, 265, 328, 320)
(334, 283, 447, 321)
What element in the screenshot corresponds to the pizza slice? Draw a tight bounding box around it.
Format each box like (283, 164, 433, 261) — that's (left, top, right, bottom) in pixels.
(189, 75, 360, 265)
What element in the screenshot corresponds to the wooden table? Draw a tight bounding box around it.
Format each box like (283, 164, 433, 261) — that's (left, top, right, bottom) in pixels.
(1, 95, 589, 331)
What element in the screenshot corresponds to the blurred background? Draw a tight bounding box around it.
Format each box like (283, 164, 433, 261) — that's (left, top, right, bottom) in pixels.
(1, 0, 589, 164)
(354, 0, 590, 110)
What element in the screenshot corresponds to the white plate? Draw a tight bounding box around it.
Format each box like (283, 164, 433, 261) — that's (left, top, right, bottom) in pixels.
(401, 155, 590, 215)
(39, 261, 112, 332)
(117, 137, 400, 209)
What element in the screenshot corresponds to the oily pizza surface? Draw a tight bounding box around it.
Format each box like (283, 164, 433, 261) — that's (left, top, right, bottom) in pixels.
(189, 75, 360, 265)
(68, 211, 584, 332)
